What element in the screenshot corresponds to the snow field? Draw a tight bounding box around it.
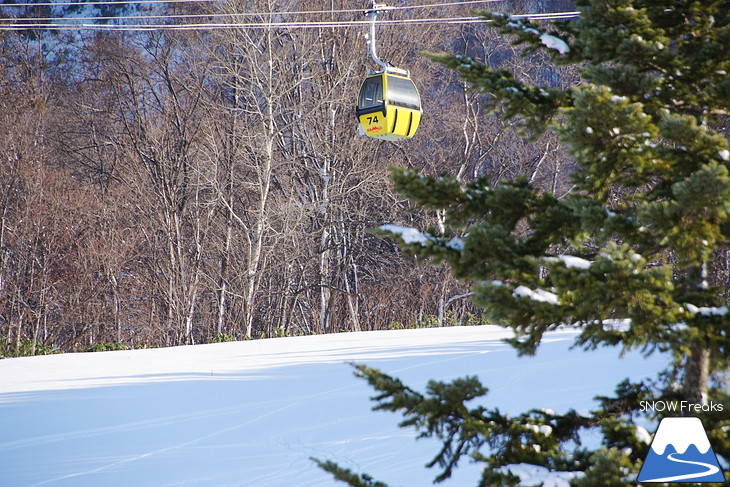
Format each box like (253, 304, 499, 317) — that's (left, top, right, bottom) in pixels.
(0, 326, 667, 487)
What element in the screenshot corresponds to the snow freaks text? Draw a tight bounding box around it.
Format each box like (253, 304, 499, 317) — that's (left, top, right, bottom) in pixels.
(640, 401, 724, 413)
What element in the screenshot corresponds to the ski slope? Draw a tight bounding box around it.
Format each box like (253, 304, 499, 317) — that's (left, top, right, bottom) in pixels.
(0, 326, 667, 487)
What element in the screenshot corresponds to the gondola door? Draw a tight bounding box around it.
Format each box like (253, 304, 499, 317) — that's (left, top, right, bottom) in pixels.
(356, 74, 387, 138)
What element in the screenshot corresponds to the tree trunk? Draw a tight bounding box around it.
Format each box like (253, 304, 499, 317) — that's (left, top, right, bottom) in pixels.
(109, 272, 121, 343)
(684, 343, 709, 405)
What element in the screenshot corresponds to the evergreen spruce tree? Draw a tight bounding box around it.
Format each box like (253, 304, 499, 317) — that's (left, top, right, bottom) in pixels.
(318, 0, 729, 485)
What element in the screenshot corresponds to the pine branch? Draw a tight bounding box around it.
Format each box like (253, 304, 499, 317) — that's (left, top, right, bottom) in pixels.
(311, 459, 394, 487)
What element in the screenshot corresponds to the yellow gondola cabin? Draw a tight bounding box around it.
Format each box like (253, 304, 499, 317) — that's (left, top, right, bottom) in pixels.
(356, 71, 422, 141)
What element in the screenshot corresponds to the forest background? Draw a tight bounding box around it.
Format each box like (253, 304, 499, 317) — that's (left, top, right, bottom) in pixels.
(2, 0, 724, 355)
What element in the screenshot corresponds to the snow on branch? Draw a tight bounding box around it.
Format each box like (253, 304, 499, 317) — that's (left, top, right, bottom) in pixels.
(446, 237, 465, 251)
(506, 20, 571, 54)
(684, 303, 729, 316)
(379, 224, 435, 246)
(513, 285, 559, 305)
(539, 33, 570, 54)
(543, 255, 593, 269)
(557, 254, 592, 269)
(379, 224, 466, 252)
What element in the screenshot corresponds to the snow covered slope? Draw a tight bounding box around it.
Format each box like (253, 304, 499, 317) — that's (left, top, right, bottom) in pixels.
(0, 326, 667, 487)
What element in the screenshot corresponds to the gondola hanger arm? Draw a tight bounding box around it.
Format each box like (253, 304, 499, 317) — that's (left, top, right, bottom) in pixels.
(363, 2, 395, 16)
(363, 1, 407, 75)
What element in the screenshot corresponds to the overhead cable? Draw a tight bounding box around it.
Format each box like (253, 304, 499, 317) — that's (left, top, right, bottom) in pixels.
(1, 0, 502, 10)
(0, 0, 217, 7)
(0, 11, 580, 31)
(0, 0, 507, 23)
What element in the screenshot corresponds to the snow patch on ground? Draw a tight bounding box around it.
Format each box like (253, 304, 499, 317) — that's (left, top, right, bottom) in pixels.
(0, 326, 668, 487)
(499, 463, 583, 487)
